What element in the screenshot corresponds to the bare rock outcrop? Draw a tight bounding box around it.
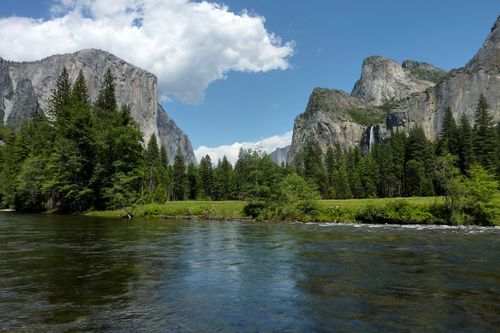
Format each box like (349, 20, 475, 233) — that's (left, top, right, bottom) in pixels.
(351, 56, 440, 106)
(0, 49, 196, 164)
(269, 145, 290, 165)
(288, 16, 500, 164)
(287, 89, 369, 164)
(380, 16, 500, 141)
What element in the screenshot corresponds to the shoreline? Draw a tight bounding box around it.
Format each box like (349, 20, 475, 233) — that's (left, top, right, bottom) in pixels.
(85, 197, 500, 226)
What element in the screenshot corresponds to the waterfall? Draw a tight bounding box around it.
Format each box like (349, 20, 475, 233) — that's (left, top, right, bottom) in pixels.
(369, 126, 375, 152)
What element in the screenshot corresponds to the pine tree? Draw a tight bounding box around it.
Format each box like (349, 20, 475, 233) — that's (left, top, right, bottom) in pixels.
(145, 134, 160, 194)
(172, 150, 186, 200)
(186, 163, 199, 200)
(389, 131, 406, 197)
(473, 94, 497, 171)
(332, 163, 351, 199)
(48, 67, 71, 120)
(356, 154, 379, 198)
(199, 155, 214, 199)
(373, 143, 397, 197)
(438, 106, 458, 155)
(457, 113, 474, 174)
(213, 156, 234, 200)
(301, 143, 328, 197)
(95, 69, 118, 121)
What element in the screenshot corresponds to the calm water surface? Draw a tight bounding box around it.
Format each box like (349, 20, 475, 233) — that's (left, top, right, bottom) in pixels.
(0, 213, 499, 332)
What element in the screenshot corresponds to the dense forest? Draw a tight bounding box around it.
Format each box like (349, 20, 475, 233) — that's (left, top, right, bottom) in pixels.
(0, 69, 499, 223)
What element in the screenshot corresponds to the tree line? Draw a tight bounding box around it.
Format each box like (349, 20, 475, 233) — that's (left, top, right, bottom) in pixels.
(293, 94, 499, 201)
(0, 68, 498, 219)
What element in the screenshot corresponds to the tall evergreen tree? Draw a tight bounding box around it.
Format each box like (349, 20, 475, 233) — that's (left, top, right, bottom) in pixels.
(213, 156, 234, 200)
(199, 155, 214, 199)
(457, 113, 474, 174)
(437, 106, 458, 155)
(145, 134, 160, 193)
(172, 150, 186, 201)
(332, 163, 351, 199)
(48, 67, 71, 119)
(95, 69, 118, 121)
(473, 94, 497, 171)
(186, 164, 199, 200)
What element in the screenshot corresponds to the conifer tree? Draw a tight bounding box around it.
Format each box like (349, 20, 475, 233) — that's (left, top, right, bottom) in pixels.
(186, 163, 199, 200)
(332, 163, 351, 199)
(199, 155, 214, 199)
(95, 69, 118, 121)
(213, 156, 234, 200)
(48, 67, 71, 119)
(172, 150, 186, 201)
(457, 113, 474, 174)
(438, 106, 458, 155)
(145, 134, 160, 193)
(473, 94, 497, 171)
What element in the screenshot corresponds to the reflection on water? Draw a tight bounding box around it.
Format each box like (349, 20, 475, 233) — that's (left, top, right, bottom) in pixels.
(0, 213, 498, 332)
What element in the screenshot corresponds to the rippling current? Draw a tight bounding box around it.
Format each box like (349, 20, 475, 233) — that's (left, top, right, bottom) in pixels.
(0, 213, 499, 332)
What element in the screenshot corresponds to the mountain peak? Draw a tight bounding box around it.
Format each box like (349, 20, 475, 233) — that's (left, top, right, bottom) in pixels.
(466, 16, 500, 72)
(352, 56, 436, 105)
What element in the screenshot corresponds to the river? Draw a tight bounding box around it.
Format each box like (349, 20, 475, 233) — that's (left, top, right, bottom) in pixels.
(0, 213, 498, 332)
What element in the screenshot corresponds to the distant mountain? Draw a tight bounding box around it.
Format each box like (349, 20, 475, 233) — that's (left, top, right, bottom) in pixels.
(269, 145, 290, 165)
(0, 49, 196, 164)
(288, 16, 500, 164)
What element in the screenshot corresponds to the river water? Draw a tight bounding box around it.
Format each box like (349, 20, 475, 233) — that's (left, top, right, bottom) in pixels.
(0, 213, 498, 332)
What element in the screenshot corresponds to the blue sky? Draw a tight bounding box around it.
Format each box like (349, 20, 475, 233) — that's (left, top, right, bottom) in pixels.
(0, 0, 498, 160)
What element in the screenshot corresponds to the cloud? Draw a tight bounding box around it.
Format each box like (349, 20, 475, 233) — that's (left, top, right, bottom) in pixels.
(194, 131, 292, 165)
(0, 0, 293, 103)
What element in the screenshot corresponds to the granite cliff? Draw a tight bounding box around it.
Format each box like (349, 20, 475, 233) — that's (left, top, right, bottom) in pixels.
(269, 145, 290, 165)
(288, 16, 500, 164)
(0, 49, 196, 164)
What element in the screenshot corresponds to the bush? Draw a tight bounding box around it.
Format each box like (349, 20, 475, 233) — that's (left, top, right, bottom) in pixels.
(243, 201, 266, 219)
(355, 200, 434, 224)
(243, 173, 320, 221)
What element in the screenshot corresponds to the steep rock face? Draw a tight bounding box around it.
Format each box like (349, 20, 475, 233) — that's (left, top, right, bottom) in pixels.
(287, 89, 368, 164)
(401, 60, 447, 83)
(351, 56, 438, 106)
(269, 145, 290, 165)
(289, 16, 500, 164)
(0, 49, 196, 164)
(380, 16, 500, 140)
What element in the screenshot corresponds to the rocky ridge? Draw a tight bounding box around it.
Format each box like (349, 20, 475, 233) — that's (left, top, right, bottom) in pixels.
(0, 49, 196, 164)
(288, 16, 500, 164)
(269, 145, 290, 165)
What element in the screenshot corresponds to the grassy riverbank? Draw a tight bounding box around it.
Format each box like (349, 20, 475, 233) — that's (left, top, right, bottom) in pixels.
(87, 195, 500, 225)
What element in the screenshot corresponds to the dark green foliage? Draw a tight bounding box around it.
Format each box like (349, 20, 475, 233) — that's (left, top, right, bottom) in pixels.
(346, 107, 386, 126)
(199, 155, 214, 199)
(243, 173, 320, 221)
(331, 164, 351, 199)
(473, 94, 497, 171)
(172, 150, 186, 201)
(0, 80, 498, 222)
(437, 106, 459, 155)
(0, 68, 145, 213)
(213, 156, 234, 200)
(48, 67, 71, 119)
(355, 201, 434, 225)
(299, 143, 328, 196)
(457, 114, 474, 173)
(186, 164, 199, 200)
(95, 69, 118, 119)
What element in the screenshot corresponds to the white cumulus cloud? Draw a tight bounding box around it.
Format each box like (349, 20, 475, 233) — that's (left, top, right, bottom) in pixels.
(0, 0, 293, 103)
(194, 131, 292, 165)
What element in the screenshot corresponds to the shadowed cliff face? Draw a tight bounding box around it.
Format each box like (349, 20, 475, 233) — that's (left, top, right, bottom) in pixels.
(288, 16, 500, 164)
(0, 49, 196, 165)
